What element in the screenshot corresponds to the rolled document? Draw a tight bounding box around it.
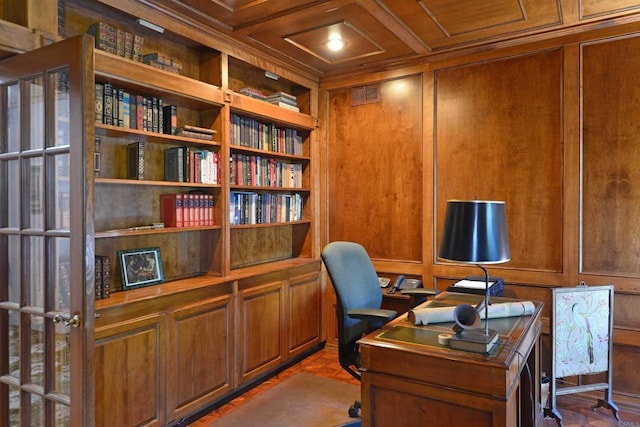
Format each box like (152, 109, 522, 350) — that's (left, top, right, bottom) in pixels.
(409, 301, 535, 326)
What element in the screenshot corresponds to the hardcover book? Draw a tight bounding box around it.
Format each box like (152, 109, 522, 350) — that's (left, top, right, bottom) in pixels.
(160, 193, 184, 227)
(164, 146, 184, 182)
(127, 141, 145, 180)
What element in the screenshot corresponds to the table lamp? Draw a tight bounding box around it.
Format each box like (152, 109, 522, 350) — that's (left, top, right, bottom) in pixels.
(438, 200, 510, 353)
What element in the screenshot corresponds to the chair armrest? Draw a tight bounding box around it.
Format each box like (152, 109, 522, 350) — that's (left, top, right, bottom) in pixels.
(346, 308, 397, 322)
(400, 288, 439, 297)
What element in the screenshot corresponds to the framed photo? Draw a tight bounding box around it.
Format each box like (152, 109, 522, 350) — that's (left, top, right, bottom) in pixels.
(117, 247, 164, 290)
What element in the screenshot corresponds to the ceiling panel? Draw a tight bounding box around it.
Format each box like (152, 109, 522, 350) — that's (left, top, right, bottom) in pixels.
(141, 0, 640, 76)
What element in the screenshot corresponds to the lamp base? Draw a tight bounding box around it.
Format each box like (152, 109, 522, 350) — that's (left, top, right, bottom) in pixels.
(449, 328, 500, 354)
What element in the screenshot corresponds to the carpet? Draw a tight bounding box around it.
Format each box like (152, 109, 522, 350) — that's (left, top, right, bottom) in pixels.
(210, 372, 360, 427)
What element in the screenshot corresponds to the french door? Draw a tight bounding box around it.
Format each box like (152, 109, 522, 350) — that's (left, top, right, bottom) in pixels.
(0, 36, 94, 426)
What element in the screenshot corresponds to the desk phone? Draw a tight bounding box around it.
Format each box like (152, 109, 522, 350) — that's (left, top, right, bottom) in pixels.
(387, 275, 422, 294)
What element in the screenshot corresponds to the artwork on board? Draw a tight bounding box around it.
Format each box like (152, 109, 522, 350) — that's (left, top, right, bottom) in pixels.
(553, 285, 613, 377)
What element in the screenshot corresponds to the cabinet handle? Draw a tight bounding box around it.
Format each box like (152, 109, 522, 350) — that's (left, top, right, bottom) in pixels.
(53, 313, 81, 328)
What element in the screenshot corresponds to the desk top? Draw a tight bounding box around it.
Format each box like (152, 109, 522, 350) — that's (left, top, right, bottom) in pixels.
(359, 292, 542, 367)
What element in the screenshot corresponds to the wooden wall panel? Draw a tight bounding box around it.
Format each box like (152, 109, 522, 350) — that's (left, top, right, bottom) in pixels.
(434, 50, 563, 272)
(326, 75, 423, 261)
(582, 35, 640, 278)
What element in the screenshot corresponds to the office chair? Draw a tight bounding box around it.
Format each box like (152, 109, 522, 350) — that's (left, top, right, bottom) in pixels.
(321, 241, 398, 419)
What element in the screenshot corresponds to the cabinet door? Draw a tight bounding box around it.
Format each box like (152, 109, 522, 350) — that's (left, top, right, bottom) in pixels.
(94, 313, 167, 427)
(287, 272, 321, 357)
(167, 295, 234, 421)
(0, 35, 93, 426)
(238, 281, 285, 383)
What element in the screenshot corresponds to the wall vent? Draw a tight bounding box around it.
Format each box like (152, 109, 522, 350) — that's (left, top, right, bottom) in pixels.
(352, 84, 381, 106)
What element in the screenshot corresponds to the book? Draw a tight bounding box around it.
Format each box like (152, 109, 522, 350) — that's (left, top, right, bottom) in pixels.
(133, 35, 144, 62)
(176, 128, 214, 141)
(94, 83, 104, 123)
(163, 105, 177, 135)
(160, 193, 184, 227)
(103, 83, 113, 125)
(182, 124, 217, 135)
(102, 255, 111, 298)
(95, 255, 103, 300)
(94, 136, 101, 176)
(127, 141, 145, 180)
(87, 22, 116, 54)
(448, 329, 500, 354)
(164, 146, 184, 182)
(268, 101, 300, 112)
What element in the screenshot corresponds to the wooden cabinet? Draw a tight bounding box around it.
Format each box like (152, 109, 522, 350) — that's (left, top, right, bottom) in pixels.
(237, 279, 286, 383)
(167, 294, 234, 421)
(287, 271, 321, 358)
(95, 313, 167, 426)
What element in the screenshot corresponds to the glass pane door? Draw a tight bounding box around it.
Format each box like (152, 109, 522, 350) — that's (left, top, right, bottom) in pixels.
(0, 36, 91, 427)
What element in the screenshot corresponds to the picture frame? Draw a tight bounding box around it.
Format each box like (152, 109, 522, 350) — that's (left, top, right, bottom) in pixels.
(117, 247, 164, 290)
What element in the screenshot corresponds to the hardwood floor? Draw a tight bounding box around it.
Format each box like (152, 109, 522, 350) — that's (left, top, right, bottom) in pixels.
(189, 346, 640, 426)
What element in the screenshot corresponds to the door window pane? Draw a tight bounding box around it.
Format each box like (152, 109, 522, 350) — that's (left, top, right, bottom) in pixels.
(30, 315, 45, 387)
(30, 393, 44, 427)
(6, 83, 20, 153)
(7, 158, 19, 228)
(25, 156, 44, 230)
(26, 76, 45, 151)
(9, 384, 20, 426)
(6, 235, 20, 304)
(51, 237, 71, 311)
(51, 153, 70, 231)
(52, 71, 70, 148)
(54, 321, 71, 395)
(55, 402, 70, 426)
(27, 236, 45, 308)
(8, 310, 20, 378)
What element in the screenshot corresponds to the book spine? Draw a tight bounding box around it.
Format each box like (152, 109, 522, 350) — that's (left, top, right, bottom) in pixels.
(103, 83, 113, 125)
(127, 142, 144, 180)
(152, 97, 159, 133)
(160, 193, 183, 227)
(95, 255, 103, 300)
(136, 95, 144, 130)
(163, 105, 177, 135)
(94, 83, 104, 123)
(116, 29, 125, 57)
(117, 88, 124, 127)
(122, 91, 130, 128)
(102, 255, 111, 298)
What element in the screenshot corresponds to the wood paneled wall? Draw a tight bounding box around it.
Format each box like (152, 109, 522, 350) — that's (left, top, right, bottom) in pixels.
(320, 28, 640, 410)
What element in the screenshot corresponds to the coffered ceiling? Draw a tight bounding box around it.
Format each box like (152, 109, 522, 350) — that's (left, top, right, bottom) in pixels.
(142, 0, 640, 77)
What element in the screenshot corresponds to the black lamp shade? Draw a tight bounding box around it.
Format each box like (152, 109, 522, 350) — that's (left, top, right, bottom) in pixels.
(438, 200, 510, 264)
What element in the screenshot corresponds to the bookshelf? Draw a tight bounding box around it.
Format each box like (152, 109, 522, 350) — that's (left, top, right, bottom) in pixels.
(44, 1, 319, 424)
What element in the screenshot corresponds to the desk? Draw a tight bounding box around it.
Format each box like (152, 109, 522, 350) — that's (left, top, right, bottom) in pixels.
(358, 292, 543, 427)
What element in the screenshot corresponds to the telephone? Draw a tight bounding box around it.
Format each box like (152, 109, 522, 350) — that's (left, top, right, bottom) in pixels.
(387, 275, 422, 294)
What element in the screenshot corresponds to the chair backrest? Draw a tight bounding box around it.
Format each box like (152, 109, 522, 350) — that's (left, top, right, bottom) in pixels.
(321, 241, 383, 344)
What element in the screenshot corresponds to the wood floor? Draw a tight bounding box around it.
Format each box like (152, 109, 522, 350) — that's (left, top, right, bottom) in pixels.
(189, 346, 640, 426)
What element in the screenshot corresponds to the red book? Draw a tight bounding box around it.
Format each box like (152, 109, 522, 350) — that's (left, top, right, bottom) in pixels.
(160, 194, 183, 227)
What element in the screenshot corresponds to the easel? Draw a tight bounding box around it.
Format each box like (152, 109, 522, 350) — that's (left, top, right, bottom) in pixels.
(544, 283, 619, 426)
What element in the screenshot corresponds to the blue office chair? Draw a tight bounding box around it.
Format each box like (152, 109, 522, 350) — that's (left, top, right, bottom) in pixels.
(321, 241, 398, 419)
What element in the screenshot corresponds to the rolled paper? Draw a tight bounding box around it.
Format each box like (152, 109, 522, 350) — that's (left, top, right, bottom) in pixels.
(409, 301, 536, 326)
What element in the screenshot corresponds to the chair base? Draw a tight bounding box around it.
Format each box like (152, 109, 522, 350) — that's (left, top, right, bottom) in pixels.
(348, 400, 361, 418)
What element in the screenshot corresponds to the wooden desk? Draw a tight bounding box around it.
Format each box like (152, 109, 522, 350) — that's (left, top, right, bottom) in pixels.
(358, 292, 543, 427)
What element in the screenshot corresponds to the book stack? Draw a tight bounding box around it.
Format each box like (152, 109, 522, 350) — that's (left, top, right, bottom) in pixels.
(266, 91, 299, 112)
(95, 255, 111, 300)
(143, 53, 183, 75)
(176, 125, 217, 141)
(160, 192, 215, 227)
(87, 21, 144, 61)
(239, 87, 266, 100)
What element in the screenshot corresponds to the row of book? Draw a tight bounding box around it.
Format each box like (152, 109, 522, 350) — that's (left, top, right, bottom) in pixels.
(230, 113, 304, 155)
(229, 192, 303, 225)
(87, 21, 144, 61)
(230, 154, 303, 188)
(165, 147, 221, 184)
(160, 193, 216, 228)
(95, 82, 165, 132)
(95, 255, 112, 300)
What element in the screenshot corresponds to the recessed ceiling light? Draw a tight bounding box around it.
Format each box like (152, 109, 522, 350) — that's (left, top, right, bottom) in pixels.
(326, 38, 345, 51)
